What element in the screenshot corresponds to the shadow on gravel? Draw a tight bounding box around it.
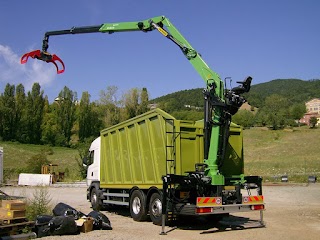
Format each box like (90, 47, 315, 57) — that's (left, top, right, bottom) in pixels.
(174, 215, 265, 234)
(100, 206, 132, 218)
(98, 206, 265, 234)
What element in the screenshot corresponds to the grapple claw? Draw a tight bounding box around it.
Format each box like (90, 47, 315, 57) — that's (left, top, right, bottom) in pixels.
(50, 54, 65, 74)
(20, 50, 65, 74)
(20, 50, 41, 64)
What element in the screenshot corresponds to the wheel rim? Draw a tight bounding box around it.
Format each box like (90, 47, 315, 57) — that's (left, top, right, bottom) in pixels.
(132, 196, 141, 215)
(91, 192, 97, 206)
(151, 198, 162, 218)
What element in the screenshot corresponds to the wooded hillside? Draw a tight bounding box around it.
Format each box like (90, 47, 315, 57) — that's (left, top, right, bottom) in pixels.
(150, 79, 320, 127)
(151, 79, 320, 109)
(0, 78, 319, 147)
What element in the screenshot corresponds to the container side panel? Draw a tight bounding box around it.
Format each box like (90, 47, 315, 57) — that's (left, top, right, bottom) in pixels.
(100, 109, 188, 188)
(119, 128, 132, 183)
(148, 116, 166, 184)
(111, 131, 123, 183)
(179, 127, 203, 175)
(100, 133, 114, 184)
(137, 120, 156, 183)
(128, 124, 143, 184)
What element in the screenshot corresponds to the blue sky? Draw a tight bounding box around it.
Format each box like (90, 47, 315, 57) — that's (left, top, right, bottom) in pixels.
(1, 0, 319, 102)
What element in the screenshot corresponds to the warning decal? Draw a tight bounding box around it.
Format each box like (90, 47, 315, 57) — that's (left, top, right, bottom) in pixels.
(242, 195, 264, 204)
(196, 197, 222, 207)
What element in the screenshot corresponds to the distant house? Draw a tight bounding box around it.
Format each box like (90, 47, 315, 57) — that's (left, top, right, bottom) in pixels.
(299, 98, 320, 126)
(184, 105, 202, 110)
(300, 112, 319, 126)
(306, 98, 320, 114)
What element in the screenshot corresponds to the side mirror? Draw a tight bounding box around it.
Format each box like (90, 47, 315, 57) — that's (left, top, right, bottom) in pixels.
(83, 157, 88, 166)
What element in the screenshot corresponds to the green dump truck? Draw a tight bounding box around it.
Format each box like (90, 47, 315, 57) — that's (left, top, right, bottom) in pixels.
(85, 108, 264, 226)
(21, 16, 265, 230)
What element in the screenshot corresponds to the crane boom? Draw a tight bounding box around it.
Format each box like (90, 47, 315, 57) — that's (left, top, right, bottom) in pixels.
(21, 16, 252, 186)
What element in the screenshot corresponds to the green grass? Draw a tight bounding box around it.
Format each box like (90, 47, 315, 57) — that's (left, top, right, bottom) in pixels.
(243, 126, 320, 182)
(1, 126, 319, 183)
(0, 141, 80, 182)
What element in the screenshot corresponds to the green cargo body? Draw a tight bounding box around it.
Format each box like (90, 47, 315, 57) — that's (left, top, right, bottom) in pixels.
(99, 108, 243, 190)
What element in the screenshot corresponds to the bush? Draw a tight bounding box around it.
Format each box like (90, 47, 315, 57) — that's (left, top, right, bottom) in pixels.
(75, 157, 87, 180)
(26, 153, 51, 174)
(73, 139, 93, 180)
(26, 187, 52, 221)
(309, 117, 318, 128)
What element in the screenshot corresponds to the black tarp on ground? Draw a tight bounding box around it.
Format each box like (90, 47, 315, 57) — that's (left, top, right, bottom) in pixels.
(52, 202, 85, 219)
(36, 215, 78, 238)
(35, 202, 112, 237)
(88, 210, 112, 230)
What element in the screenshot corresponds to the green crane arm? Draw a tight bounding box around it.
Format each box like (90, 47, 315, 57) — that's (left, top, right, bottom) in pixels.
(21, 16, 251, 186)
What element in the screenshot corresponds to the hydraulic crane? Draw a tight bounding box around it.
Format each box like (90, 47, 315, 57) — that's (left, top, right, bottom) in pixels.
(21, 16, 251, 187)
(21, 16, 263, 231)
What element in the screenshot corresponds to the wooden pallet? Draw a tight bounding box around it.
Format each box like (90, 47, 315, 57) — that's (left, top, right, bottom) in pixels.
(0, 199, 27, 223)
(0, 200, 26, 211)
(0, 191, 33, 236)
(0, 209, 26, 220)
(0, 217, 28, 225)
(0, 220, 35, 237)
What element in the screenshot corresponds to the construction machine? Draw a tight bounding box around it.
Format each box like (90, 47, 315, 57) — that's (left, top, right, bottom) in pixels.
(41, 164, 64, 183)
(21, 16, 264, 233)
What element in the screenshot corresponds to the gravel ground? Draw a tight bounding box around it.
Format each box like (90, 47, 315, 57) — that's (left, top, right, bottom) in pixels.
(1, 183, 320, 240)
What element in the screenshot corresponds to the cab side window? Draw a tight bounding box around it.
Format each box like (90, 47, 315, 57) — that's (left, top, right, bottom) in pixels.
(88, 150, 94, 165)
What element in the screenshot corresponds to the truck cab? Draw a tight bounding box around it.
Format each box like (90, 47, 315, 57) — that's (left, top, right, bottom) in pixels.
(86, 137, 100, 187)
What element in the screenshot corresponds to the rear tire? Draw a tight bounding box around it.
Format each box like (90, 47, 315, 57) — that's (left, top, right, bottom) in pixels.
(149, 192, 163, 225)
(90, 188, 102, 211)
(130, 190, 148, 221)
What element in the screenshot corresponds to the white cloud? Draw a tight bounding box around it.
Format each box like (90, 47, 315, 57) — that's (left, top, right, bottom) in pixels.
(0, 44, 56, 91)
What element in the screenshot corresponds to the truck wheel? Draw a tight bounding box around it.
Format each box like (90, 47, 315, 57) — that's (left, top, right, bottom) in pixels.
(90, 188, 102, 211)
(149, 192, 163, 225)
(130, 190, 148, 221)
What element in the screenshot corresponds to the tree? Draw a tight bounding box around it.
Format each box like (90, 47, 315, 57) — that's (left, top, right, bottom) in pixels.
(25, 83, 45, 143)
(78, 91, 101, 141)
(99, 86, 122, 127)
(138, 87, 149, 114)
(1, 84, 16, 140)
(15, 84, 26, 142)
(289, 103, 306, 125)
(123, 88, 140, 119)
(158, 98, 180, 113)
(309, 117, 318, 128)
(232, 110, 255, 128)
(78, 91, 91, 141)
(55, 86, 77, 146)
(262, 94, 289, 129)
(246, 92, 264, 108)
(123, 87, 151, 119)
(41, 97, 64, 146)
(254, 109, 268, 127)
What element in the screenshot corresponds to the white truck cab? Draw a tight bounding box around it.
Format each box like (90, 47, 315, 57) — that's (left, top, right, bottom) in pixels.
(86, 137, 100, 187)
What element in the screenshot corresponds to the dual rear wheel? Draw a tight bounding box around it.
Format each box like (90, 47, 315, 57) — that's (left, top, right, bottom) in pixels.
(130, 190, 163, 225)
(90, 188, 163, 225)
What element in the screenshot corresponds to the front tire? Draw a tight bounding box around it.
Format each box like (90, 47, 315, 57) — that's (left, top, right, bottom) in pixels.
(90, 188, 102, 211)
(130, 190, 148, 221)
(149, 192, 163, 225)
